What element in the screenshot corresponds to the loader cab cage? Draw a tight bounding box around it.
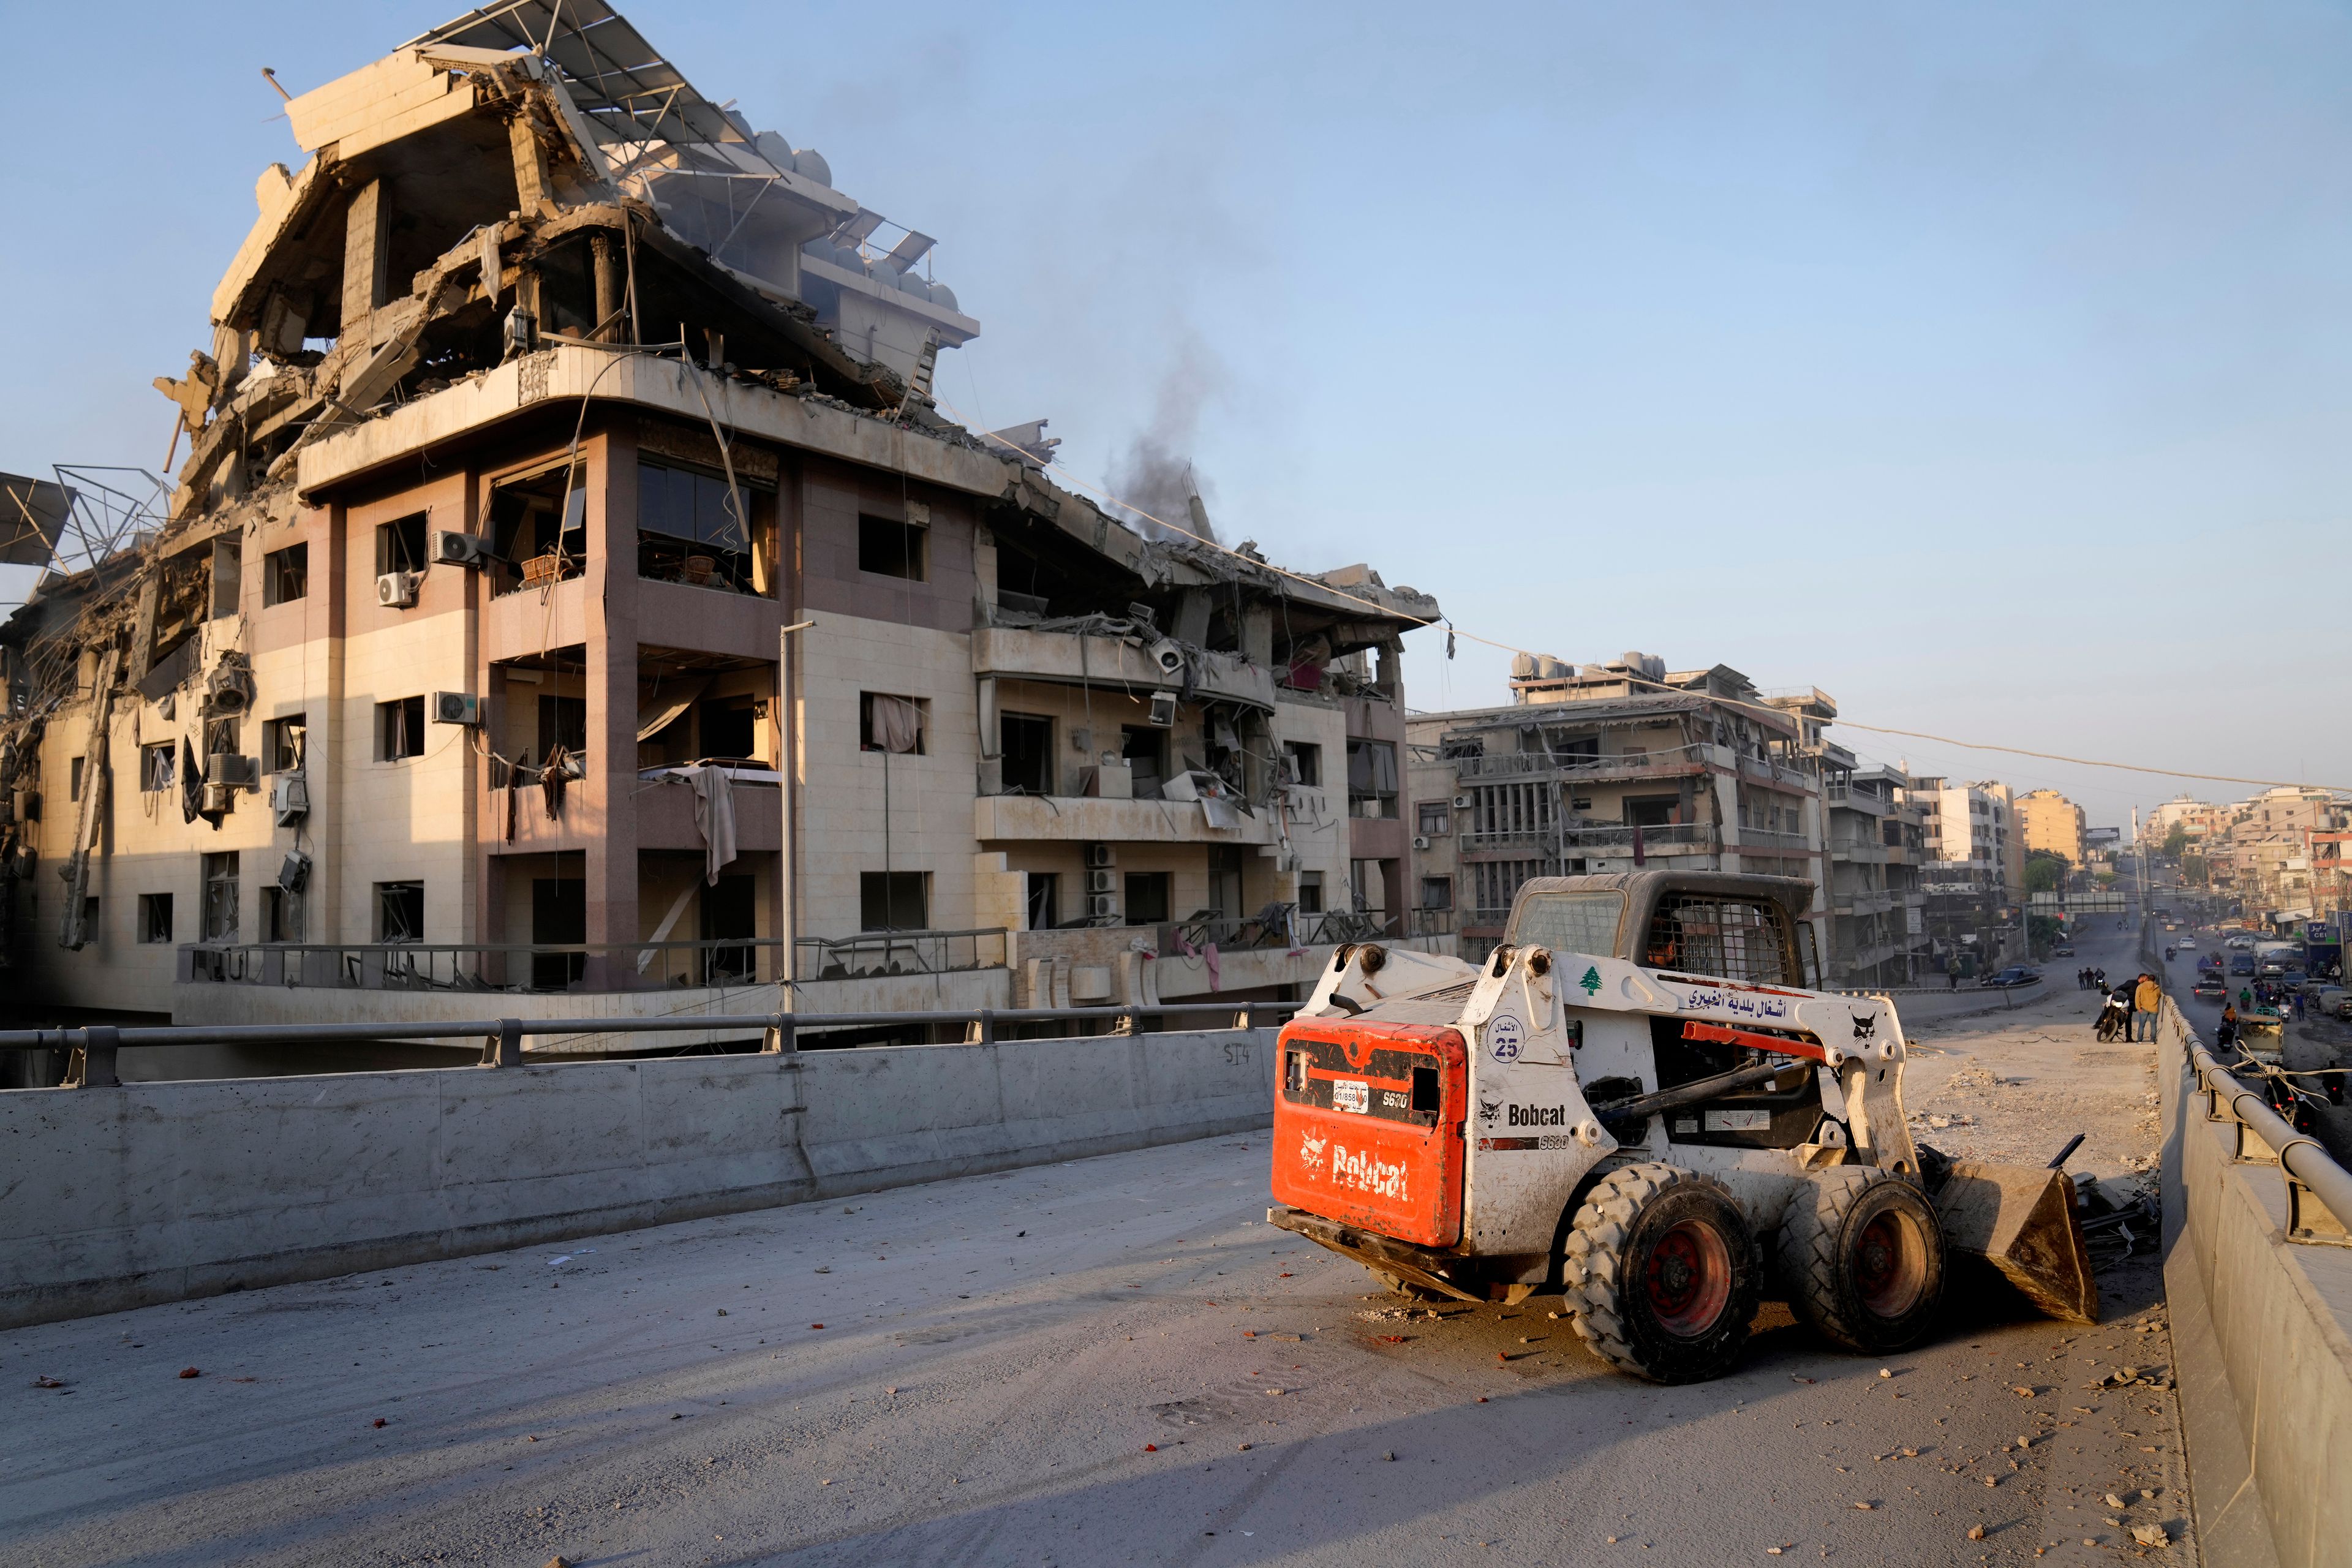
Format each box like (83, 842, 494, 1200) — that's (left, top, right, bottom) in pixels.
(1503, 870, 1819, 986)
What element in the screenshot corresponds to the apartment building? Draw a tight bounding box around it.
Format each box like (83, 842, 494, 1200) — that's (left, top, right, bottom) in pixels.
(1905, 775, 2019, 974)
(2015, 789, 2086, 864)
(1404, 653, 1828, 968)
(0, 7, 1444, 1050)
(2144, 794, 2220, 846)
(1818, 752, 1928, 987)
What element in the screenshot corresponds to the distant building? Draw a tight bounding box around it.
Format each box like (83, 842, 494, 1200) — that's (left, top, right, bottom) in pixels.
(2016, 789, 2086, 864)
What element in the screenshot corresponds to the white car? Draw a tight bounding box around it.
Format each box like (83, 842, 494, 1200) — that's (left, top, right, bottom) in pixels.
(2176, 936, 2197, 949)
(2227, 936, 2255, 951)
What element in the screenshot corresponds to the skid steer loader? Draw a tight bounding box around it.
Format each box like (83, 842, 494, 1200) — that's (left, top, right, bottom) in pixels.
(1268, 872, 2097, 1384)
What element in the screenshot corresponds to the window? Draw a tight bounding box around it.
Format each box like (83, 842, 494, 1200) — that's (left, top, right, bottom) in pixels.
(1420, 876, 1454, 910)
(698, 697, 756, 762)
(203, 716, 239, 760)
(375, 513, 428, 577)
(700, 875, 757, 983)
(638, 459, 767, 594)
(532, 876, 586, 990)
(488, 464, 587, 595)
(1283, 741, 1322, 788)
(859, 693, 927, 754)
(1123, 871, 1170, 925)
(1642, 894, 1791, 984)
(1297, 871, 1325, 916)
(1025, 871, 1059, 931)
(264, 715, 307, 773)
(1000, 713, 1054, 795)
(538, 695, 587, 759)
(260, 885, 298, 943)
(1345, 739, 1396, 817)
(1417, 801, 1450, 837)
(858, 514, 926, 580)
(860, 871, 929, 931)
(140, 743, 176, 794)
(138, 892, 173, 943)
(264, 543, 309, 605)
(377, 881, 424, 943)
(1624, 795, 1678, 829)
(69, 755, 85, 801)
(211, 538, 241, 618)
(202, 852, 239, 941)
(378, 696, 426, 761)
(1510, 889, 1627, 956)
(1121, 725, 1167, 797)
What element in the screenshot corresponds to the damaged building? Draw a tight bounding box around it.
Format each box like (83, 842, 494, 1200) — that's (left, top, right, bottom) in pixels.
(0, 1, 1448, 1065)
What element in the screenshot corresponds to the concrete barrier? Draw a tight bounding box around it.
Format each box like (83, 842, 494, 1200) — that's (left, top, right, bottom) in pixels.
(0, 1028, 1276, 1330)
(2155, 995, 2352, 1568)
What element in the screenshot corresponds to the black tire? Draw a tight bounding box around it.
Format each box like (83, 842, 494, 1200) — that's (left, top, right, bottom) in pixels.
(1561, 1163, 1758, 1385)
(1779, 1167, 1946, 1354)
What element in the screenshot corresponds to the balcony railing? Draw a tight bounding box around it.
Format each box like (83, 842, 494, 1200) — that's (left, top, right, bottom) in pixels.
(1738, 826, 1814, 851)
(181, 930, 1008, 993)
(1450, 743, 1713, 782)
(1166, 905, 1458, 952)
(1461, 822, 1721, 855)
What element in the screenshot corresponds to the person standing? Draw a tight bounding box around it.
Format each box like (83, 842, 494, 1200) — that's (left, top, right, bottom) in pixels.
(2133, 972, 2162, 1042)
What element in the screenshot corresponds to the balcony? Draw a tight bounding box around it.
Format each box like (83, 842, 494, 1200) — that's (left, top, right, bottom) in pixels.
(973, 625, 1278, 711)
(1830, 840, 1890, 864)
(1738, 826, 1814, 851)
(1824, 783, 1893, 818)
(1461, 822, 1721, 858)
(1450, 743, 1713, 783)
(974, 792, 1279, 845)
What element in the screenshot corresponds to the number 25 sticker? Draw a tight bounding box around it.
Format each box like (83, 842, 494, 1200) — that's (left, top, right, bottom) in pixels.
(1488, 1014, 1523, 1061)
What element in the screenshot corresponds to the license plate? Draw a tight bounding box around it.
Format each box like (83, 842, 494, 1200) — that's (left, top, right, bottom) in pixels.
(1704, 1108, 1773, 1132)
(1332, 1079, 1370, 1114)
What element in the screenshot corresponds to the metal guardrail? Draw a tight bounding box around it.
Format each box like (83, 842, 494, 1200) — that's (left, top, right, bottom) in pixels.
(2177, 1006, 2352, 1245)
(178, 931, 1011, 992)
(0, 999, 1308, 1090)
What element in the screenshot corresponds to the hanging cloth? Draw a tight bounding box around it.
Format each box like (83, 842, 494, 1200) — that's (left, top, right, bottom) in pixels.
(541, 744, 570, 821)
(868, 695, 922, 754)
(684, 763, 739, 885)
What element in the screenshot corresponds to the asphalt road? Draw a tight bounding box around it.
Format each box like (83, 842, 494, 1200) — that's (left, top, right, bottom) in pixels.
(4, 1011, 2185, 1568)
(2157, 927, 2352, 1167)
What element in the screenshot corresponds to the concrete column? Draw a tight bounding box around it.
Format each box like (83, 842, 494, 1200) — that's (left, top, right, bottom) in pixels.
(590, 233, 622, 342)
(318, 501, 349, 944)
(341, 179, 389, 338)
(582, 426, 639, 987)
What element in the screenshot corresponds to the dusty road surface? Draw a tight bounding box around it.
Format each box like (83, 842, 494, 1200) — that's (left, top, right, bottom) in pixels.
(4, 990, 2185, 1566)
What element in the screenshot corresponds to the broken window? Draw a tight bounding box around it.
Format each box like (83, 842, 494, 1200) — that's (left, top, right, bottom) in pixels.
(489, 464, 588, 595)
(203, 717, 240, 760)
(698, 697, 757, 762)
(211, 538, 243, 619)
(140, 743, 176, 794)
(138, 893, 174, 944)
(1123, 871, 1171, 925)
(379, 696, 426, 761)
(260, 885, 298, 943)
(858, 514, 926, 581)
(1417, 801, 1450, 837)
(69, 755, 85, 801)
(264, 543, 309, 606)
(538, 695, 587, 759)
(1346, 739, 1397, 818)
(1297, 871, 1325, 916)
(1624, 795, 1678, 829)
(375, 513, 428, 577)
(859, 871, 929, 931)
(377, 881, 424, 944)
(1283, 741, 1322, 788)
(1121, 725, 1167, 799)
(1419, 876, 1454, 910)
(265, 715, 307, 774)
(859, 693, 927, 754)
(999, 712, 1053, 794)
(202, 853, 239, 942)
(700, 875, 758, 983)
(1025, 871, 1059, 931)
(639, 459, 769, 595)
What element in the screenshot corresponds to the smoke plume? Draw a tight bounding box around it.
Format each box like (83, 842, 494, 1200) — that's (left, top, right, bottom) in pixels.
(1108, 332, 1226, 545)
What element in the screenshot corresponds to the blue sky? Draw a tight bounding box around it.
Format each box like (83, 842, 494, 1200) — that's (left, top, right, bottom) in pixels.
(4, 0, 2348, 827)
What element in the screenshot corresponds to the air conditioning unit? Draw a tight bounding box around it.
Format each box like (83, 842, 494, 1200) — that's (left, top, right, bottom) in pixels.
(1147, 690, 1178, 728)
(1088, 892, 1121, 919)
(201, 782, 232, 813)
(1087, 869, 1117, 895)
(209, 753, 261, 790)
(429, 530, 487, 568)
(1148, 638, 1185, 676)
(1412, 835, 1431, 851)
(271, 774, 309, 826)
(377, 570, 421, 608)
(278, 849, 311, 893)
(1452, 794, 1471, 809)
(433, 691, 481, 726)
(1084, 843, 1116, 870)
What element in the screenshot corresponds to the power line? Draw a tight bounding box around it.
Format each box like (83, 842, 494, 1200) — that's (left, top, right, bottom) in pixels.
(935, 399, 2348, 799)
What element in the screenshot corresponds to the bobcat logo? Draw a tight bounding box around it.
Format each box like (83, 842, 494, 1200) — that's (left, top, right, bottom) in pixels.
(1479, 1098, 1502, 1126)
(1850, 1012, 1878, 1042)
(1297, 1132, 1328, 1175)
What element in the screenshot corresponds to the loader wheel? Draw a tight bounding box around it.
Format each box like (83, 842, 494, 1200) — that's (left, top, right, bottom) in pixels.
(1779, 1167, 1945, 1354)
(1561, 1163, 1758, 1384)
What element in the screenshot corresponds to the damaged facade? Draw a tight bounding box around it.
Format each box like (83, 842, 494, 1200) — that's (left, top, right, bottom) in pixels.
(0, 2, 1447, 1059)
(1404, 654, 1910, 986)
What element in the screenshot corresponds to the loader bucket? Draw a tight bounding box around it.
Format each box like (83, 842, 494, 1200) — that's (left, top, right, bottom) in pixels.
(1931, 1161, 2099, 1324)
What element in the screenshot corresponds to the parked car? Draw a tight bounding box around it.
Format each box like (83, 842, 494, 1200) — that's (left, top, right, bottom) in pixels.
(2313, 986, 2347, 1019)
(2228, 936, 2255, 951)
(2282, 968, 2308, 990)
(1980, 965, 2040, 987)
